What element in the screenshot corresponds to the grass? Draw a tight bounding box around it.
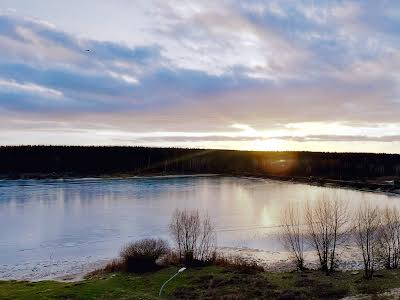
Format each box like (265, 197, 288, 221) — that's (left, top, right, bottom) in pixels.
(2, 267, 400, 299)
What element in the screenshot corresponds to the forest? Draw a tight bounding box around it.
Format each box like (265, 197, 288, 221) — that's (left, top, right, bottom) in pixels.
(0, 146, 399, 184)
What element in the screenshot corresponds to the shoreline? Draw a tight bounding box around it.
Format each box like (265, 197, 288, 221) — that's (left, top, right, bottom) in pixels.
(0, 246, 365, 283)
(1, 172, 399, 196)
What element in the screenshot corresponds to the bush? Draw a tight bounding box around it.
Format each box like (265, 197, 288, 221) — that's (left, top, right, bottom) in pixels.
(169, 209, 216, 264)
(86, 259, 124, 277)
(119, 238, 170, 273)
(102, 259, 124, 273)
(214, 255, 264, 274)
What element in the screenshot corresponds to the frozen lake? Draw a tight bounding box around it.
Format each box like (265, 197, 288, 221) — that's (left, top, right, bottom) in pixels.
(1, 175, 400, 280)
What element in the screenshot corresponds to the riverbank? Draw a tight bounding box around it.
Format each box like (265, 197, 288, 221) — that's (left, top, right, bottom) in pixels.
(260, 174, 400, 196)
(2, 266, 400, 299)
(0, 245, 367, 282)
(1, 172, 399, 196)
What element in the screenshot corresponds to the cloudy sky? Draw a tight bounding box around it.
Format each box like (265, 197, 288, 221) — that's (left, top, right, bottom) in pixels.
(0, 0, 399, 152)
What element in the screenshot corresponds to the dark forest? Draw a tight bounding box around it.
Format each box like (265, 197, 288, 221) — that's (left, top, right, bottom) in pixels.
(1, 146, 400, 186)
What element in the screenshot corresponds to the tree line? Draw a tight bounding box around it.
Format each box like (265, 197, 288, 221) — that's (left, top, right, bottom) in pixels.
(1, 146, 400, 181)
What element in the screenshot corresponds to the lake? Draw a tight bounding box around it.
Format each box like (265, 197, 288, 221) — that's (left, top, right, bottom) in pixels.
(1, 175, 400, 280)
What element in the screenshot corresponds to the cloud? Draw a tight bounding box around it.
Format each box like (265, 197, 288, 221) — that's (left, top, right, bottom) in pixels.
(0, 79, 62, 98)
(277, 135, 400, 143)
(0, 2, 399, 152)
(0, 12, 262, 114)
(150, 0, 308, 79)
(113, 134, 400, 144)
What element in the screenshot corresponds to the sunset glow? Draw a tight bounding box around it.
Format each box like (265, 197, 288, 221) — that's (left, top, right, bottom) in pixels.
(0, 1, 399, 152)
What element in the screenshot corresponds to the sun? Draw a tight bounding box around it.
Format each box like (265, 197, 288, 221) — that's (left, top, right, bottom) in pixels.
(248, 139, 285, 151)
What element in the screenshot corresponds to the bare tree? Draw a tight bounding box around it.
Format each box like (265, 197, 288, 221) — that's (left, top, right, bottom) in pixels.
(198, 212, 216, 261)
(305, 194, 349, 272)
(329, 196, 350, 271)
(379, 206, 400, 269)
(169, 209, 216, 263)
(353, 202, 382, 279)
(280, 203, 305, 270)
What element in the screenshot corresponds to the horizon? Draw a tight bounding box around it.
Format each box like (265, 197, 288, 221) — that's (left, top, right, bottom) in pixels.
(1, 1, 400, 153)
(2, 144, 400, 156)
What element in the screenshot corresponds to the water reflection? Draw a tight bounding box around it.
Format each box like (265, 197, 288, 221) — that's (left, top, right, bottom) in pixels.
(0, 176, 400, 279)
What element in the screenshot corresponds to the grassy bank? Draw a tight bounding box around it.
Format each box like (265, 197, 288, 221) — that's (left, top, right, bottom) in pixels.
(2, 267, 400, 299)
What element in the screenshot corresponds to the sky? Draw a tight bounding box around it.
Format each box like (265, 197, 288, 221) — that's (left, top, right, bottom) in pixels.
(0, 0, 399, 153)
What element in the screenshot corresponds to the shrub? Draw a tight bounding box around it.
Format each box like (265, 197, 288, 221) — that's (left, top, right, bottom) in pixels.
(119, 238, 170, 273)
(214, 255, 264, 274)
(169, 209, 216, 264)
(85, 259, 124, 277)
(102, 259, 124, 273)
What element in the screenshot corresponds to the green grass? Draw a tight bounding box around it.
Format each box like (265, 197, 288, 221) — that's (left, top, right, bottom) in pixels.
(2, 267, 400, 299)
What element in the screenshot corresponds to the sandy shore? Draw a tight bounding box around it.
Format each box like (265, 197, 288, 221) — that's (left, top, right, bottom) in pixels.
(0, 259, 110, 282)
